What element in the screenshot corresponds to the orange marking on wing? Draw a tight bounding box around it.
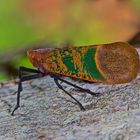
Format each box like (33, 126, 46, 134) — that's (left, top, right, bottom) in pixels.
(56, 50, 68, 72)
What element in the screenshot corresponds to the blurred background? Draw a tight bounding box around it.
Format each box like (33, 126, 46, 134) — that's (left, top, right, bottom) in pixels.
(0, 0, 140, 82)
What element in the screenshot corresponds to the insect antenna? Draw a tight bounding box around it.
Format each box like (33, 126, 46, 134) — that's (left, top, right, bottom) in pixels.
(11, 66, 44, 115)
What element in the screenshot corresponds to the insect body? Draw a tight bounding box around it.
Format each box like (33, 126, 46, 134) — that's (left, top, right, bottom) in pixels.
(11, 42, 140, 115)
(28, 42, 139, 84)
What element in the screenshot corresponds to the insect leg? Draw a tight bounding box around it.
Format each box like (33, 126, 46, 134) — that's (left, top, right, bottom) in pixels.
(54, 78, 85, 111)
(19, 66, 40, 73)
(50, 73, 100, 96)
(11, 67, 44, 116)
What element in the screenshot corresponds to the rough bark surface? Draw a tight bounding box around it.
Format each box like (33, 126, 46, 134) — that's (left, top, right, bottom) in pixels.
(0, 49, 140, 140)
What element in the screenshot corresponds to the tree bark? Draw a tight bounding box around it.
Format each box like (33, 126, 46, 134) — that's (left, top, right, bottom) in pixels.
(0, 49, 140, 140)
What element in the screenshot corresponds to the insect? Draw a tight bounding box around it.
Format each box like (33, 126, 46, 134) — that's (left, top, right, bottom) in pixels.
(11, 42, 140, 115)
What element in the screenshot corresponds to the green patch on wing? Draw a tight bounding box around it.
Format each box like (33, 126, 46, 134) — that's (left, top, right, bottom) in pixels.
(83, 48, 104, 80)
(62, 54, 78, 74)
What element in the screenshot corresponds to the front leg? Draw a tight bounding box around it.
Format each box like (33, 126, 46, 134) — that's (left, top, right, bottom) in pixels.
(11, 66, 44, 115)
